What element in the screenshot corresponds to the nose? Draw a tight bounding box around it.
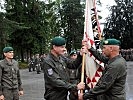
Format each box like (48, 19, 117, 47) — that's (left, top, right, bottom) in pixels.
(63, 47, 67, 51)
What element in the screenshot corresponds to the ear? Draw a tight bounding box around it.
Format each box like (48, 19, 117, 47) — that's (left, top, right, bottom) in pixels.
(3, 52, 6, 55)
(53, 45, 56, 50)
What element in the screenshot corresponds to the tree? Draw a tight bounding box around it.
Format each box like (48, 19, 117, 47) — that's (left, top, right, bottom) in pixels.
(0, 12, 28, 58)
(59, 0, 84, 52)
(103, 0, 133, 49)
(2, 0, 102, 61)
(4, 0, 64, 61)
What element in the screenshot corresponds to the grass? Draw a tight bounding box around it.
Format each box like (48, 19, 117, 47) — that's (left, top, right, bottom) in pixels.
(19, 62, 28, 69)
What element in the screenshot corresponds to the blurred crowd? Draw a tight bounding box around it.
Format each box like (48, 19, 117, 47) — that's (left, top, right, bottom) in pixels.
(27, 53, 47, 74)
(121, 48, 133, 61)
(27, 48, 133, 75)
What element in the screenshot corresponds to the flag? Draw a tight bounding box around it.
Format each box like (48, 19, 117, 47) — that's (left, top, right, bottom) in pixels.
(83, 0, 104, 88)
(93, 0, 102, 39)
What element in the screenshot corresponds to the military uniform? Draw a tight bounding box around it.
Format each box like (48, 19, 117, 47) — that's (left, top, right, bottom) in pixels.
(28, 57, 35, 72)
(34, 54, 41, 74)
(83, 39, 127, 100)
(43, 36, 84, 100)
(0, 59, 23, 100)
(43, 52, 82, 100)
(68, 50, 78, 84)
(68, 50, 79, 100)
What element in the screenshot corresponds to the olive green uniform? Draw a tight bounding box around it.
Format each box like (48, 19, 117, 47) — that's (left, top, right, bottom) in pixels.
(43, 53, 82, 100)
(0, 59, 23, 100)
(83, 47, 127, 100)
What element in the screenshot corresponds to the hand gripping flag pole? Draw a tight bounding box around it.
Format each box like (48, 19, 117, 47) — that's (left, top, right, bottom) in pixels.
(80, 0, 104, 91)
(80, 0, 93, 93)
(80, 53, 86, 93)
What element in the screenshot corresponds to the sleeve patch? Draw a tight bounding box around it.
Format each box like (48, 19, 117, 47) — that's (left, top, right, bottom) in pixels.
(47, 68, 53, 75)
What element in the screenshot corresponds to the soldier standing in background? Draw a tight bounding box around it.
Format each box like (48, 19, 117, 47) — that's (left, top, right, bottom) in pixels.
(0, 47, 23, 100)
(68, 50, 81, 100)
(68, 50, 78, 84)
(28, 55, 35, 72)
(34, 54, 41, 74)
(40, 54, 47, 70)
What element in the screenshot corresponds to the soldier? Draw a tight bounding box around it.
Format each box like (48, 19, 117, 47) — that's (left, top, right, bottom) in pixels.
(130, 49, 133, 61)
(68, 50, 81, 100)
(78, 39, 127, 100)
(68, 50, 78, 84)
(28, 55, 35, 72)
(34, 54, 41, 74)
(40, 54, 47, 70)
(43, 36, 86, 100)
(0, 46, 24, 100)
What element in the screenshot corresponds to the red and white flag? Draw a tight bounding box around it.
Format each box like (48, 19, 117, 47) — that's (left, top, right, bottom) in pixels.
(83, 0, 104, 88)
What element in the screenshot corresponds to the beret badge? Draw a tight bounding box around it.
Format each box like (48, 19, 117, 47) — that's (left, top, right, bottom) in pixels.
(104, 40, 108, 44)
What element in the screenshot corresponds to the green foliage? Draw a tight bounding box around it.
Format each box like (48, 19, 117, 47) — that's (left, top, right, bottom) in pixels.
(103, 0, 133, 49)
(19, 62, 28, 69)
(59, 0, 84, 52)
(1, 0, 85, 59)
(0, 12, 28, 54)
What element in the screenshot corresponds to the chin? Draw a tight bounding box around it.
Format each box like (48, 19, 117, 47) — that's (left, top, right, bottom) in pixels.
(102, 53, 106, 56)
(59, 53, 65, 56)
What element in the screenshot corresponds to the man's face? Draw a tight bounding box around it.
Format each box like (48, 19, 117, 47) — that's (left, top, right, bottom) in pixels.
(70, 54, 77, 60)
(53, 45, 66, 56)
(4, 51, 14, 59)
(102, 45, 111, 57)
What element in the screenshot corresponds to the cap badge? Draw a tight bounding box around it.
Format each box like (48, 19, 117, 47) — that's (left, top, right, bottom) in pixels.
(104, 40, 108, 44)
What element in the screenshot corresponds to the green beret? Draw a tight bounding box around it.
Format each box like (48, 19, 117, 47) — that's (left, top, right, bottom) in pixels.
(3, 47, 14, 53)
(51, 36, 66, 46)
(103, 39, 121, 46)
(70, 50, 77, 56)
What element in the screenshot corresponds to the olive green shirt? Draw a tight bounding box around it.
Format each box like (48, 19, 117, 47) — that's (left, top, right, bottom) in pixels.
(84, 47, 127, 100)
(0, 59, 23, 95)
(43, 53, 82, 100)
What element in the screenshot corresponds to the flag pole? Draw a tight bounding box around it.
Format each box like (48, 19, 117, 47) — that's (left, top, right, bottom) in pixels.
(80, 0, 90, 93)
(80, 0, 104, 92)
(80, 53, 86, 93)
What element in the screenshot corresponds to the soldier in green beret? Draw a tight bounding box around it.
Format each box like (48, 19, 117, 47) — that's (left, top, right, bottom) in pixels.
(0, 47, 24, 100)
(68, 50, 82, 100)
(43, 36, 87, 100)
(68, 50, 78, 85)
(78, 38, 127, 100)
(69, 50, 78, 60)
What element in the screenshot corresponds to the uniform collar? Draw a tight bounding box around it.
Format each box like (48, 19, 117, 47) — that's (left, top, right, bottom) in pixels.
(108, 55, 121, 64)
(49, 53, 61, 62)
(4, 59, 15, 66)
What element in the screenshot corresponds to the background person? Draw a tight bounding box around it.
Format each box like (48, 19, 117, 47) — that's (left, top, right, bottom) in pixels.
(68, 50, 78, 84)
(28, 55, 35, 72)
(0, 47, 23, 100)
(68, 50, 81, 100)
(34, 54, 41, 74)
